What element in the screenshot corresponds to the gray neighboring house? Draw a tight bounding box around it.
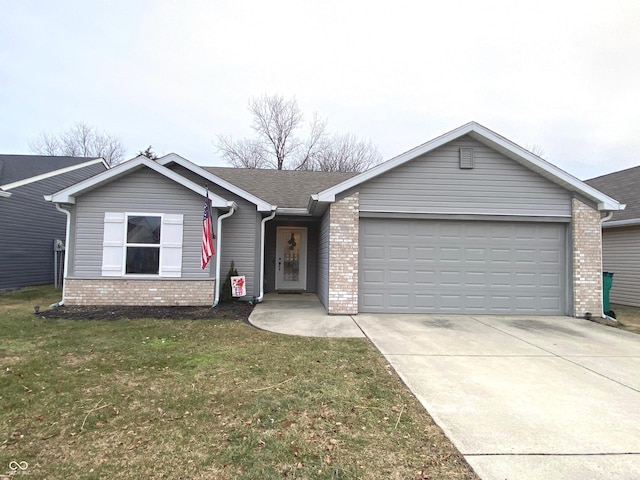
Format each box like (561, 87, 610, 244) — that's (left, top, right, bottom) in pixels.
(0, 155, 108, 290)
(586, 166, 639, 307)
(47, 122, 623, 317)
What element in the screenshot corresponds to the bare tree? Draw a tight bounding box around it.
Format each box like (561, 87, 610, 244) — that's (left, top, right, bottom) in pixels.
(216, 135, 265, 169)
(215, 94, 381, 172)
(29, 122, 126, 166)
(312, 133, 382, 172)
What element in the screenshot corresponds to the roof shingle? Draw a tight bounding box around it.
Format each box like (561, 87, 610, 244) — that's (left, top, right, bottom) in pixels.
(0, 154, 100, 186)
(586, 165, 640, 222)
(203, 167, 357, 208)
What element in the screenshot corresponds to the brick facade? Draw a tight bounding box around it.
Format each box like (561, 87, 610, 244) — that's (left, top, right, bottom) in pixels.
(571, 198, 603, 317)
(327, 193, 359, 314)
(64, 278, 216, 306)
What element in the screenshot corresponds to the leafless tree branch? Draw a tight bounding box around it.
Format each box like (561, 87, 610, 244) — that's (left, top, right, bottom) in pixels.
(215, 94, 381, 172)
(29, 122, 126, 165)
(216, 134, 267, 168)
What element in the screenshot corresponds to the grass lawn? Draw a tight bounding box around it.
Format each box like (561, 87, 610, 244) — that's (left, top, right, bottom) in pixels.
(0, 286, 477, 480)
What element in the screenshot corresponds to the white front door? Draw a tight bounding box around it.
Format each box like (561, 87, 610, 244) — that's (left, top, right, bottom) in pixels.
(276, 227, 307, 291)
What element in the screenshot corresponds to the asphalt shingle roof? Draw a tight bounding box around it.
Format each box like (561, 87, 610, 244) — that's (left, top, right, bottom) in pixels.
(204, 167, 358, 208)
(0, 155, 100, 186)
(586, 165, 640, 222)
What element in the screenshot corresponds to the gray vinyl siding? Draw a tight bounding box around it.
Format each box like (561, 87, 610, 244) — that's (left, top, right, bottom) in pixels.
(357, 136, 571, 217)
(0, 163, 106, 290)
(217, 200, 260, 298)
(317, 210, 330, 308)
(167, 165, 261, 297)
(602, 226, 640, 308)
(71, 168, 217, 280)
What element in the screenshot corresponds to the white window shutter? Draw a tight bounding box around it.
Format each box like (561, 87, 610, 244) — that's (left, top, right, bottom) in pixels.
(160, 214, 183, 277)
(102, 212, 125, 276)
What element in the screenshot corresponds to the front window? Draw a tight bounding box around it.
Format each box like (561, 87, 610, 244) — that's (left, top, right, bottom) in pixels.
(125, 215, 161, 274)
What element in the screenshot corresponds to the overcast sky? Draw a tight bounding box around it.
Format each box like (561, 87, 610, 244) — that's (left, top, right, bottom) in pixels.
(2, 0, 639, 179)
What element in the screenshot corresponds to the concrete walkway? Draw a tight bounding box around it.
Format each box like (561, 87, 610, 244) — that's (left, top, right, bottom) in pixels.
(249, 295, 640, 479)
(248, 292, 363, 338)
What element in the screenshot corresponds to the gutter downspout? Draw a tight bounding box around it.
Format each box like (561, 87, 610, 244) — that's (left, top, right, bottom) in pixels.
(256, 209, 277, 303)
(212, 205, 236, 307)
(600, 211, 615, 320)
(51, 203, 71, 307)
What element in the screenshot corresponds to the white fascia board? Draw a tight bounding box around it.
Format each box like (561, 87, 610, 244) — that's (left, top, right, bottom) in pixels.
(157, 153, 275, 212)
(0, 190, 12, 198)
(0, 158, 108, 191)
(47, 157, 230, 208)
(316, 121, 625, 212)
(275, 207, 312, 216)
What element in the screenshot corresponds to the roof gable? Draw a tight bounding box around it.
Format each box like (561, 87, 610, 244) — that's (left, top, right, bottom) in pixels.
(586, 165, 640, 225)
(46, 155, 232, 208)
(157, 154, 275, 212)
(316, 122, 623, 212)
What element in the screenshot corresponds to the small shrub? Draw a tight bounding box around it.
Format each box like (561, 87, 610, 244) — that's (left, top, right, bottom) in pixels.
(220, 260, 239, 303)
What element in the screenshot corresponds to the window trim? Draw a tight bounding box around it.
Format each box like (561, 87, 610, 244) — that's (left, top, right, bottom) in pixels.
(123, 213, 163, 276)
(101, 211, 183, 279)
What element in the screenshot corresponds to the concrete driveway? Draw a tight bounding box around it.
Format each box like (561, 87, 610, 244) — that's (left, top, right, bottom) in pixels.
(354, 314, 640, 480)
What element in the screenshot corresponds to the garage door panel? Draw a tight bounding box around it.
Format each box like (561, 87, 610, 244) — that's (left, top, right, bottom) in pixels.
(515, 296, 536, 310)
(464, 271, 487, 286)
(515, 249, 536, 263)
(466, 248, 486, 262)
(389, 246, 410, 259)
(414, 294, 436, 308)
(360, 219, 566, 314)
(388, 294, 411, 309)
(540, 250, 560, 263)
(363, 246, 384, 260)
(361, 292, 384, 309)
(490, 248, 512, 263)
(362, 268, 384, 283)
(539, 296, 561, 311)
(414, 270, 436, 286)
(490, 272, 511, 287)
(440, 271, 462, 285)
(540, 273, 561, 288)
(515, 272, 536, 287)
(415, 247, 436, 261)
(388, 270, 410, 285)
(440, 223, 464, 239)
(490, 224, 512, 240)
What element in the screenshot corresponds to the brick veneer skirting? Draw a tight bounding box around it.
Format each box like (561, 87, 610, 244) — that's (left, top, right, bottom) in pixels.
(64, 278, 216, 306)
(327, 193, 359, 315)
(572, 198, 603, 317)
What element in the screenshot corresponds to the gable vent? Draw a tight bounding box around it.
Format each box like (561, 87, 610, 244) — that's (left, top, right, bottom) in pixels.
(459, 148, 474, 169)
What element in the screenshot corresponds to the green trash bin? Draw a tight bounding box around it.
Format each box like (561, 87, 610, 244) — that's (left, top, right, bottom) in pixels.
(603, 272, 614, 317)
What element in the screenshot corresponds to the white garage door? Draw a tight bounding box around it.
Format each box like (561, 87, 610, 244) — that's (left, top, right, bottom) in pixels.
(359, 219, 567, 314)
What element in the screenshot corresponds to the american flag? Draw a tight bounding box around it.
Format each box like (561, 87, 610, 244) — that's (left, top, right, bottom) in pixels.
(201, 189, 215, 269)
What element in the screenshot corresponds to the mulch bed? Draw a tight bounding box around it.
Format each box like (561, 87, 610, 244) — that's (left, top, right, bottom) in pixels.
(38, 301, 255, 321)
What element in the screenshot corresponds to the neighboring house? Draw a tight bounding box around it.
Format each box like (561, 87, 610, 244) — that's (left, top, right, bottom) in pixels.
(0, 155, 108, 290)
(586, 167, 638, 307)
(46, 122, 623, 317)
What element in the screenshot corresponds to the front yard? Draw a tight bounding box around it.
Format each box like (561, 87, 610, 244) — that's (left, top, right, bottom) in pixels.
(0, 286, 477, 479)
